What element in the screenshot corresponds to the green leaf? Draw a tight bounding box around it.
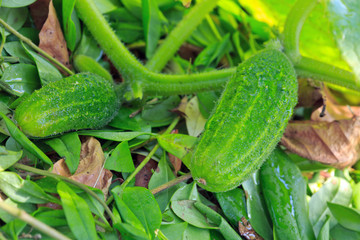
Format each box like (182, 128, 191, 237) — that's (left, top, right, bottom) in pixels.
(171, 200, 218, 229)
(78, 188, 108, 224)
(1, 0, 36, 7)
(242, 172, 273, 240)
(114, 223, 149, 240)
(215, 188, 247, 227)
(309, 177, 353, 236)
(171, 182, 200, 201)
(105, 141, 135, 172)
(330, 224, 360, 240)
(327, 202, 360, 232)
(77, 130, 153, 141)
(45, 133, 81, 174)
(0, 146, 22, 171)
(57, 181, 98, 240)
(327, 0, 360, 83)
(0, 198, 35, 223)
(353, 182, 360, 210)
(4, 41, 33, 63)
(94, 0, 121, 14)
(317, 215, 330, 240)
(142, 0, 162, 58)
(159, 222, 188, 240)
(62, 0, 79, 51)
(109, 107, 147, 131)
(0, 64, 40, 97)
(122, 187, 162, 239)
(0, 7, 28, 35)
(34, 208, 68, 227)
(21, 42, 63, 85)
(73, 27, 102, 59)
(197, 91, 219, 119)
(148, 152, 177, 212)
(0, 172, 58, 204)
(157, 133, 197, 168)
(0, 112, 52, 165)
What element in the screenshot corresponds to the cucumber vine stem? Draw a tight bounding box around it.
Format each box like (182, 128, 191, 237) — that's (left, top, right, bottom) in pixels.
(0, 18, 74, 76)
(145, 0, 220, 72)
(283, 0, 317, 63)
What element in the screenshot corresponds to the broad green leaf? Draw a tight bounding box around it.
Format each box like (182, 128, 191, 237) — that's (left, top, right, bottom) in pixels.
(317, 215, 330, 240)
(194, 201, 242, 240)
(2, 0, 36, 7)
(62, 0, 78, 51)
(159, 222, 188, 240)
(57, 181, 97, 240)
(142, 0, 161, 58)
(0, 64, 40, 96)
(157, 133, 197, 168)
(141, 96, 180, 127)
(121, 187, 162, 239)
(183, 225, 210, 240)
(105, 141, 135, 172)
(4, 41, 33, 63)
(0, 146, 22, 171)
(34, 208, 68, 227)
(148, 152, 177, 212)
(73, 27, 102, 60)
(45, 133, 81, 174)
(22, 43, 63, 85)
(330, 224, 360, 240)
(0, 7, 28, 35)
(237, 0, 348, 69)
(109, 107, 147, 131)
(79, 188, 108, 224)
(94, 0, 121, 13)
(215, 188, 247, 227)
(114, 223, 149, 240)
(77, 130, 154, 141)
(327, 0, 360, 83)
(171, 182, 199, 202)
(354, 182, 360, 210)
(0, 172, 59, 204)
(0, 112, 52, 165)
(122, 0, 142, 19)
(309, 177, 353, 236)
(327, 202, 360, 232)
(242, 172, 273, 240)
(171, 200, 218, 229)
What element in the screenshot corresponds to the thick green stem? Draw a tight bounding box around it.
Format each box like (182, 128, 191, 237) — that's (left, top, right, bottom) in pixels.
(283, 0, 318, 63)
(13, 163, 115, 223)
(145, 0, 220, 72)
(0, 18, 74, 76)
(295, 57, 359, 91)
(0, 200, 71, 240)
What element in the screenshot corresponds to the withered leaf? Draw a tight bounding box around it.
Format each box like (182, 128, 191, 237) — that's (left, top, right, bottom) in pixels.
(134, 154, 157, 188)
(52, 137, 112, 197)
(297, 78, 322, 108)
(238, 217, 264, 240)
(30, 0, 50, 30)
(178, 96, 206, 137)
(38, 0, 70, 68)
(281, 117, 360, 168)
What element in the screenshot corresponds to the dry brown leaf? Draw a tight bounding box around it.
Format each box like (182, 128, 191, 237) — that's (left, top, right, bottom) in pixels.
(281, 117, 360, 168)
(30, 0, 50, 30)
(52, 137, 112, 197)
(297, 78, 322, 108)
(134, 154, 157, 188)
(238, 217, 264, 240)
(38, 0, 70, 68)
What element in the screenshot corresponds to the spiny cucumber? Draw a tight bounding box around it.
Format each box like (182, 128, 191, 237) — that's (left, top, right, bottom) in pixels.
(190, 49, 298, 192)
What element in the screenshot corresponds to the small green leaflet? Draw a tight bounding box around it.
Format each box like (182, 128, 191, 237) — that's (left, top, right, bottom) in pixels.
(105, 141, 135, 172)
(0, 146, 22, 171)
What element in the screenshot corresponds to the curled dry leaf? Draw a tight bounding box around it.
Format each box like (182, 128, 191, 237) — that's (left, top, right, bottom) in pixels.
(52, 137, 112, 197)
(134, 154, 157, 188)
(238, 217, 264, 240)
(281, 117, 360, 168)
(38, 0, 70, 68)
(30, 0, 50, 30)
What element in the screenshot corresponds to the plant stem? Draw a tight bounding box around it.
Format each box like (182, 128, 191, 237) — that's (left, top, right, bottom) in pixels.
(13, 163, 115, 223)
(295, 57, 359, 91)
(145, 0, 221, 72)
(119, 117, 180, 190)
(283, 0, 318, 63)
(151, 172, 192, 195)
(0, 18, 74, 76)
(0, 199, 71, 240)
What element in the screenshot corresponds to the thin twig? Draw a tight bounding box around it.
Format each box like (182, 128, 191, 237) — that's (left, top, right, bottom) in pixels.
(151, 172, 192, 195)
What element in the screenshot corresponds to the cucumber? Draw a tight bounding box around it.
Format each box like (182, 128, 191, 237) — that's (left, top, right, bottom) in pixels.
(190, 49, 298, 192)
(15, 73, 118, 137)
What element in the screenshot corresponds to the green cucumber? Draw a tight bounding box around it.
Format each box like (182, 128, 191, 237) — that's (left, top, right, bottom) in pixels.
(190, 49, 298, 192)
(15, 73, 118, 137)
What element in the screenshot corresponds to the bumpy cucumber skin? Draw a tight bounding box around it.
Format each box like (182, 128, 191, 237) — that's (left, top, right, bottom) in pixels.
(190, 49, 298, 192)
(15, 73, 118, 137)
